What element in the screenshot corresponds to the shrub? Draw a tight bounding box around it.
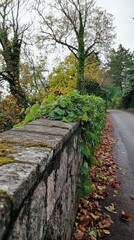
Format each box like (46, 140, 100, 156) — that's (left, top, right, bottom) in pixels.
(14, 91, 106, 196)
(0, 95, 23, 133)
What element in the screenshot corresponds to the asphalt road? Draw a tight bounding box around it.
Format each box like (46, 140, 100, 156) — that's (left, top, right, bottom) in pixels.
(106, 110, 134, 240)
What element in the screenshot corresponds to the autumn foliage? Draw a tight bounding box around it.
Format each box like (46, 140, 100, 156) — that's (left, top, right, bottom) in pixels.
(0, 95, 23, 133)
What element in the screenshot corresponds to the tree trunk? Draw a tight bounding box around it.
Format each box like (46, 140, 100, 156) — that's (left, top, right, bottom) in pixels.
(77, 50, 85, 93)
(77, 20, 86, 94)
(2, 35, 28, 108)
(9, 78, 28, 108)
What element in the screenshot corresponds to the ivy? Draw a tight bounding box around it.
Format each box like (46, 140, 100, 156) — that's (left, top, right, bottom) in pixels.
(14, 90, 106, 197)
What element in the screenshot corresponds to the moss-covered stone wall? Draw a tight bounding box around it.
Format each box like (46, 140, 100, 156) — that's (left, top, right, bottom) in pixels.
(0, 118, 81, 240)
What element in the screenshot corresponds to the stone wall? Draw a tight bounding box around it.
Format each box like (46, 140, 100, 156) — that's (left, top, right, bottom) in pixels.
(0, 118, 82, 240)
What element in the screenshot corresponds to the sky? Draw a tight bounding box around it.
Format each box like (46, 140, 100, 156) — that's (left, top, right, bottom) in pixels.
(96, 0, 134, 51)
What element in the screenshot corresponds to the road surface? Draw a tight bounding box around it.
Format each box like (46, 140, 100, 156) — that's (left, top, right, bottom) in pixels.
(106, 110, 134, 240)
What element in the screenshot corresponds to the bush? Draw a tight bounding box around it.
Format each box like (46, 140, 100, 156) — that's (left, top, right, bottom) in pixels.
(112, 96, 122, 108)
(14, 90, 106, 196)
(0, 95, 23, 133)
(16, 91, 106, 145)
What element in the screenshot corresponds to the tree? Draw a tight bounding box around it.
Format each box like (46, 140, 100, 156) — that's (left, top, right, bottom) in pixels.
(122, 68, 134, 108)
(36, 0, 115, 92)
(0, 0, 31, 107)
(20, 54, 48, 102)
(106, 44, 134, 90)
(84, 53, 108, 87)
(48, 52, 107, 97)
(48, 54, 77, 96)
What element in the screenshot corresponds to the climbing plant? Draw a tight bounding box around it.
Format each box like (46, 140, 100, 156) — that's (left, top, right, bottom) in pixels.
(14, 91, 106, 196)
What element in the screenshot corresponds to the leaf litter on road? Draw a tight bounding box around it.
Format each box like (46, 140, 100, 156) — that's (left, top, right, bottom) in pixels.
(72, 114, 123, 240)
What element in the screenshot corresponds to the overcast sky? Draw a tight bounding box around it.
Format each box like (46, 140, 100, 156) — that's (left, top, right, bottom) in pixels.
(97, 0, 134, 51)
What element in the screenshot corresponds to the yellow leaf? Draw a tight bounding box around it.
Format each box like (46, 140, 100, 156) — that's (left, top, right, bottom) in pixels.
(90, 213, 100, 220)
(104, 203, 116, 213)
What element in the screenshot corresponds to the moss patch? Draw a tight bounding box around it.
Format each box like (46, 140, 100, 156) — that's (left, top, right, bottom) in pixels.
(22, 141, 52, 148)
(0, 139, 18, 155)
(0, 156, 16, 166)
(0, 189, 11, 199)
(0, 139, 18, 166)
(50, 124, 70, 129)
(0, 139, 52, 166)
(0, 139, 51, 149)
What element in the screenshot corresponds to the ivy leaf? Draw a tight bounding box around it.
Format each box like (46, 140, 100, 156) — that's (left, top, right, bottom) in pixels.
(84, 179, 93, 194)
(89, 227, 97, 237)
(80, 145, 91, 158)
(54, 107, 65, 116)
(82, 113, 89, 122)
(62, 116, 69, 122)
(80, 162, 89, 175)
(77, 187, 86, 197)
(82, 106, 89, 112)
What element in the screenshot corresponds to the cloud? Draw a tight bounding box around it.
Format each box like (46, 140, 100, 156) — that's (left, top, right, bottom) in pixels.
(97, 0, 134, 51)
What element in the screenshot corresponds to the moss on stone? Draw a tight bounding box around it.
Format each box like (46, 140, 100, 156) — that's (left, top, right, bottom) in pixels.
(0, 189, 11, 199)
(22, 141, 52, 148)
(0, 139, 52, 167)
(0, 139, 51, 149)
(0, 139, 19, 145)
(50, 124, 70, 129)
(0, 139, 17, 164)
(0, 156, 16, 166)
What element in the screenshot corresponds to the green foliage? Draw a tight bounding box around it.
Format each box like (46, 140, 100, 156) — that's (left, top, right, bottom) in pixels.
(104, 84, 122, 108)
(16, 90, 106, 197)
(48, 53, 107, 98)
(14, 103, 40, 127)
(106, 44, 134, 89)
(77, 162, 92, 197)
(122, 68, 134, 108)
(89, 227, 98, 238)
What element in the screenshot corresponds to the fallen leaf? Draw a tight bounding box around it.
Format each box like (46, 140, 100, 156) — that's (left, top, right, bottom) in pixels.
(74, 230, 84, 239)
(72, 115, 121, 239)
(98, 220, 111, 229)
(104, 203, 116, 213)
(97, 185, 106, 191)
(130, 195, 134, 200)
(78, 224, 87, 232)
(103, 229, 111, 235)
(121, 210, 132, 222)
(90, 213, 100, 220)
(90, 235, 97, 240)
(114, 189, 119, 195)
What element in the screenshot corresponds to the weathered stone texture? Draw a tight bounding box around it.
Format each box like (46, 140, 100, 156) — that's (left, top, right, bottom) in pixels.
(0, 118, 81, 240)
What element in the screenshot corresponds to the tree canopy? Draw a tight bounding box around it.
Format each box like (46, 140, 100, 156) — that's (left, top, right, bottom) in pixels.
(48, 52, 107, 97)
(106, 44, 134, 90)
(0, 0, 32, 107)
(36, 0, 115, 92)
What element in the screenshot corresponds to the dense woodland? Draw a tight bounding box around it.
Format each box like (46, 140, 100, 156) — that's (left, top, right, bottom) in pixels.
(0, 0, 134, 132)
